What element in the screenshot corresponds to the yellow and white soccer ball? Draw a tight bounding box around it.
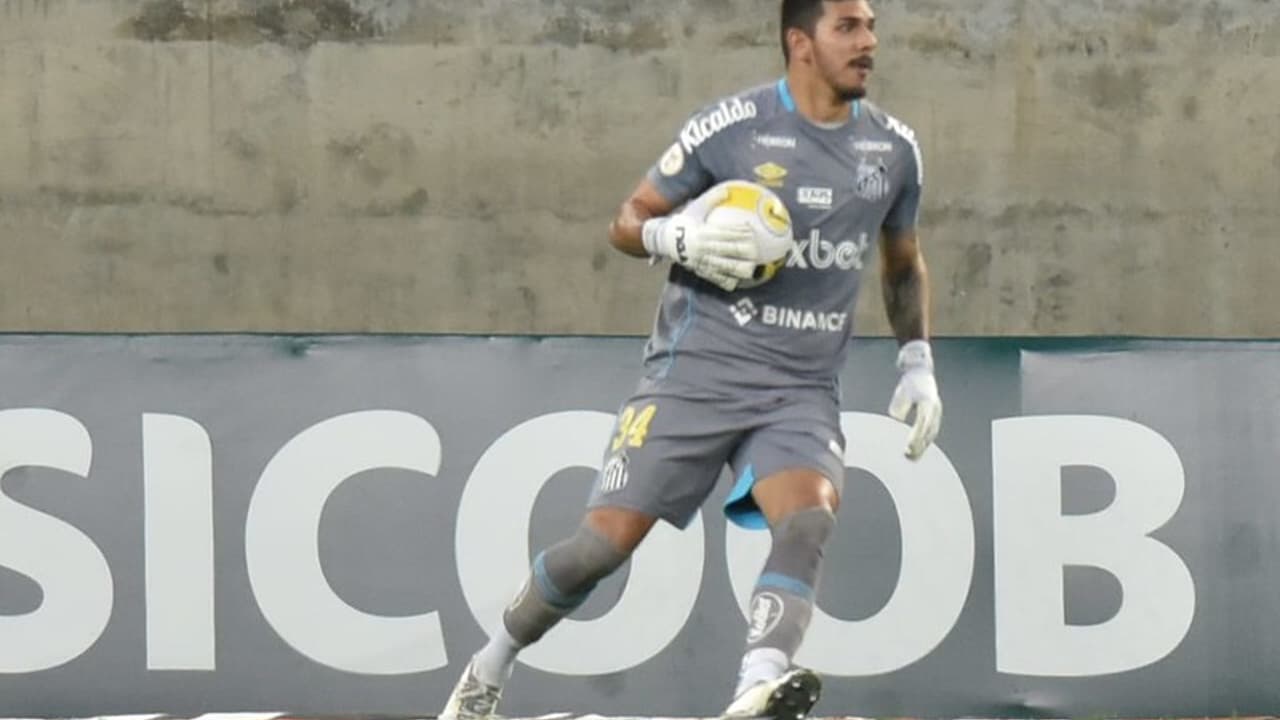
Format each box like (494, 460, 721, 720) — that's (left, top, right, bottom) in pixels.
(703, 180, 795, 289)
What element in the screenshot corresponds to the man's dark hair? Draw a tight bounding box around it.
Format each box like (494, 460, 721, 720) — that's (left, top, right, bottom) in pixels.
(780, 0, 827, 64)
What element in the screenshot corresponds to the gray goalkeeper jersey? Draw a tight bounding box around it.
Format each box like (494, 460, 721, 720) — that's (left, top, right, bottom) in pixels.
(640, 78, 924, 395)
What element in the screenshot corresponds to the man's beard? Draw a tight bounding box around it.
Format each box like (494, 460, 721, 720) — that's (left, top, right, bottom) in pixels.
(817, 52, 872, 102)
(834, 83, 868, 102)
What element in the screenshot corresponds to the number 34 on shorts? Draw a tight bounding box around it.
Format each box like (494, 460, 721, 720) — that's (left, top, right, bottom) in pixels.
(611, 403, 658, 452)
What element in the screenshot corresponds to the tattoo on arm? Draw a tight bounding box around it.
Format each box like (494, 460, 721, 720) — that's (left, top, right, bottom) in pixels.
(881, 241, 930, 345)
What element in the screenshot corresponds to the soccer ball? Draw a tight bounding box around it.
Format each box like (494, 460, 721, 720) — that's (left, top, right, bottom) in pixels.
(703, 180, 795, 289)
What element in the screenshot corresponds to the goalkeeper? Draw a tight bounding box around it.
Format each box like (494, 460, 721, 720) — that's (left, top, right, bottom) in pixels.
(442, 1, 940, 718)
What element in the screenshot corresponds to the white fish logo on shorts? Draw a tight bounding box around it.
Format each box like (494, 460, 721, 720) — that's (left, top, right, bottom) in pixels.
(747, 592, 785, 643)
(600, 453, 630, 493)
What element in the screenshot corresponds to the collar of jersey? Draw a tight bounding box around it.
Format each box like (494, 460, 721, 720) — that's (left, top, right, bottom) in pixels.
(776, 77, 861, 123)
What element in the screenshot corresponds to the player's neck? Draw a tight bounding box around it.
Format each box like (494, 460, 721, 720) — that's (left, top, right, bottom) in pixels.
(784, 71, 853, 126)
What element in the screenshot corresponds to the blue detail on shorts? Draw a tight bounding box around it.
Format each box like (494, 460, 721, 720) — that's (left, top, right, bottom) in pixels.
(777, 78, 796, 112)
(757, 572, 816, 600)
(724, 464, 768, 530)
(656, 286, 698, 379)
(533, 551, 586, 610)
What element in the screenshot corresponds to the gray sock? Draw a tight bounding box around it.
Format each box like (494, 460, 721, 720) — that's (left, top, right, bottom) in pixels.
(499, 524, 629, 653)
(742, 585, 815, 669)
(735, 507, 836, 691)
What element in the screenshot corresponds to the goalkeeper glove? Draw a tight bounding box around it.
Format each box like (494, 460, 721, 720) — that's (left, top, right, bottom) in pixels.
(888, 339, 943, 461)
(641, 186, 758, 292)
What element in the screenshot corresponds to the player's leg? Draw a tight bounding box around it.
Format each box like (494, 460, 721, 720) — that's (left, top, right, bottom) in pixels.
(498, 506, 656, 663)
(442, 506, 655, 720)
(469, 506, 656, 688)
(721, 468, 837, 720)
(441, 390, 736, 720)
(733, 467, 838, 708)
(721, 393, 845, 719)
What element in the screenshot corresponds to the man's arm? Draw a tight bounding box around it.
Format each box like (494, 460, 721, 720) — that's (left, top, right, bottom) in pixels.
(880, 225, 941, 460)
(879, 226, 930, 344)
(606, 177, 756, 291)
(608, 178, 677, 258)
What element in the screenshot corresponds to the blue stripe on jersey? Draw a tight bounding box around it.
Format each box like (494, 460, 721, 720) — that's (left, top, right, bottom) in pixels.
(656, 285, 698, 379)
(757, 572, 816, 600)
(776, 77, 796, 112)
(779, 77, 861, 118)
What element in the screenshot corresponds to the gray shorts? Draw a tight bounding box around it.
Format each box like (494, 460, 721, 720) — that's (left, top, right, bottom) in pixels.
(587, 379, 846, 530)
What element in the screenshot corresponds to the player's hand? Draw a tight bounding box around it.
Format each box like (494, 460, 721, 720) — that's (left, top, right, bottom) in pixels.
(888, 340, 943, 461)
(641, 187, 758, 292)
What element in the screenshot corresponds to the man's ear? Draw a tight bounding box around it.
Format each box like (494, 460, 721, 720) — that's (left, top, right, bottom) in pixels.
(786, 27, 813, 64)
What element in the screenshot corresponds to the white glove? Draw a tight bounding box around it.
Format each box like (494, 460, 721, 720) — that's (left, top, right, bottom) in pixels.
(888, 339, 943, 461)
(641, 187, 758, 292)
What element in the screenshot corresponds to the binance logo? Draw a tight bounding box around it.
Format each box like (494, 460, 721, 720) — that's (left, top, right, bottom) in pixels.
(753, 162, 788, 187)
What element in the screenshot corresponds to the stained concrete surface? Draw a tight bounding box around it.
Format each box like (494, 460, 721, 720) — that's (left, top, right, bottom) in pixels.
(0, 0, 1277, 335)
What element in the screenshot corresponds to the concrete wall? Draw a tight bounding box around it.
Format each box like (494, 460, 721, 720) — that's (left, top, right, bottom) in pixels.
(1, 0, 1277, 335)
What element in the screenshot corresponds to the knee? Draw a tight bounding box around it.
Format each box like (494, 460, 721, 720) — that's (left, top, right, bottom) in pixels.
(772, 506, 836, 552)
(759, 507, 836, 596)
(753, 468, 840, 523)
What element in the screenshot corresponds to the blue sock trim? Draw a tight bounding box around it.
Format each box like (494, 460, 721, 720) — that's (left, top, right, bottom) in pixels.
(757, 572, 815, 600)
(532, 551, 587, 610)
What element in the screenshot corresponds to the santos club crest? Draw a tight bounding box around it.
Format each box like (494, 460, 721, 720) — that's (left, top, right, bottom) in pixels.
(854, 157, 889, 202)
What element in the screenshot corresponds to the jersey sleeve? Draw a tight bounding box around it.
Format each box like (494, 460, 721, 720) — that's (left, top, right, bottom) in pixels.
(882, 124, 924, 234)
(644, 118, 715, 207)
